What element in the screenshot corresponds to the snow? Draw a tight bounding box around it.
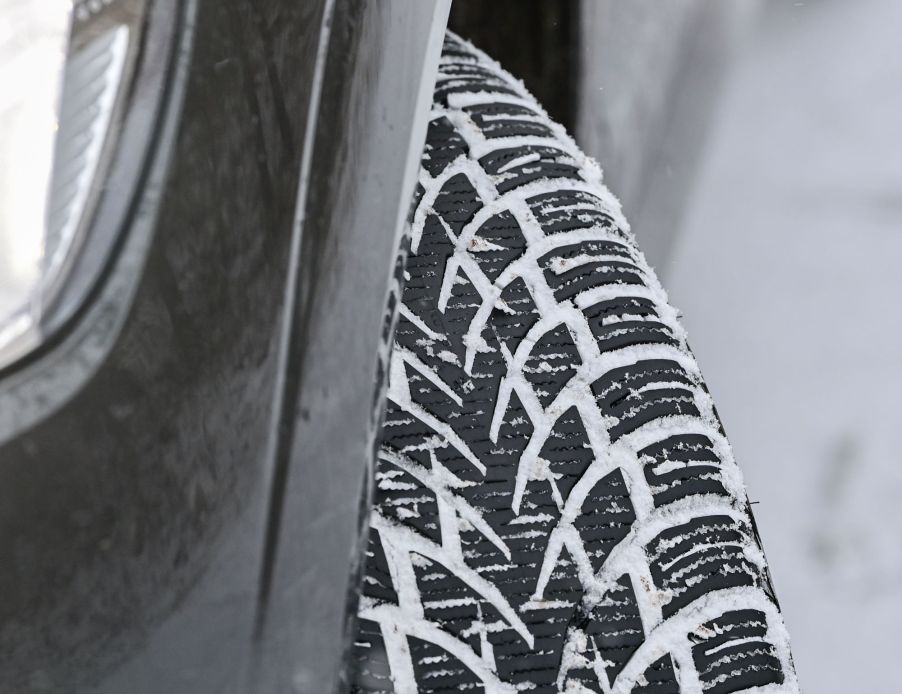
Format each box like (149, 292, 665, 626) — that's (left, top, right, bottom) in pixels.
(668, 1, 902, 692)
(369, 32, 801, 694)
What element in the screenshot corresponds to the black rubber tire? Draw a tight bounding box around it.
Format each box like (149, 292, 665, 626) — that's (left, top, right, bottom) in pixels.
(351, 34, 798, 694)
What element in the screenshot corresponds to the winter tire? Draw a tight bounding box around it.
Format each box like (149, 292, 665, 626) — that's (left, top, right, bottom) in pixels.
(351, 34, 799, 694)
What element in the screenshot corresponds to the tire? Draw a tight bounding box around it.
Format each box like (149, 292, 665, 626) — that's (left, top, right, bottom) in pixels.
(351, 34, 798, 694)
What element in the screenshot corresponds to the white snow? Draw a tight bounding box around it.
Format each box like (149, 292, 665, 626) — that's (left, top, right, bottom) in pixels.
(370, 32, 802, 694)
(668, 2, 902, 692)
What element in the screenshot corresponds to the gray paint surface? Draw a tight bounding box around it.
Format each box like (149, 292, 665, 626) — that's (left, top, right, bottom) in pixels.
(248, 2, 450, 691)
(0, 0, 449, 691)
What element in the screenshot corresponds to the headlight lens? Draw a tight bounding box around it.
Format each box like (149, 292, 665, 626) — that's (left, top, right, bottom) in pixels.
(0, 0, 72, 360)
(0, 1, 135, 369)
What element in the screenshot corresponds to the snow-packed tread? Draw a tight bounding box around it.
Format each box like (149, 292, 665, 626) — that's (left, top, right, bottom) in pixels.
(351, 34, 798, 694)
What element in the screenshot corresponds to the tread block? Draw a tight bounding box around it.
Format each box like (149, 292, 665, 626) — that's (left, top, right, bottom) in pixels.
(406, 361, 464, 425)
(434, 59, 520, 105)
(350, 619, 395, 694)
(591, 361, 700, 442)
(528, 190, 619, 235)
(633, 654, 681, 694)
(407, 213, 456, 317)
(413, 554, 497, 656)
(540, 240, 644, 303)
(443, 266, 483, 362)
(523, 323, 581, 408)
(647, 517, 762, 617)
(362, 529, 399, 605)
(582, 297, 678, 353)
(469, 210, 526, 281)
(582, 295, 659, 324)
(539, 407, 593, 502)
(491, 276, 540, 355)
(593, 319, 678, 353)
(639, 434, 729, 507)
(408, 636, 486, 694)
(432, 173, 483, 235)
(690, 610, 785, 694)
(455, 328, 510, 458)
(574, 469, 635, 574)
(496, 547, 580, 691)
(422, 116, 469, 176)
(579, 575, 645, 683)
(502, 479, 561, 568)
(457, 391, 532, 499)
(393, 313, 456, 382)
(374, 460, 442, 544)
(381, 399, 444, 470)
(464, 102, 555, 140)
(479, 145, 583, 193)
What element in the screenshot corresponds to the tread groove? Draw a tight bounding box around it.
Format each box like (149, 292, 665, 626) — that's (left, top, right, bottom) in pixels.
(352, 33, 797, 694)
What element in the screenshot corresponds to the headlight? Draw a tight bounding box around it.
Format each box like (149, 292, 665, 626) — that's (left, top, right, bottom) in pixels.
(0, 0, 135, 368)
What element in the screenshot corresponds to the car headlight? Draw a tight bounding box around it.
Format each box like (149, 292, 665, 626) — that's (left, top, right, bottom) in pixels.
(0, 0, 136, 368)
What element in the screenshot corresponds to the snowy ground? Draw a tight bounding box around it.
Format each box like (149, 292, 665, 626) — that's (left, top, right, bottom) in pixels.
(666, 1, 902, 691)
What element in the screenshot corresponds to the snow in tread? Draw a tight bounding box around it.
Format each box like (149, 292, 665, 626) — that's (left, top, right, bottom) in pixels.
(351, 34, 798, 694)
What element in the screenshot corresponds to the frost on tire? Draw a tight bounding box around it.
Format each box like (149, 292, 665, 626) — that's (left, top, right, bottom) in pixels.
(350, 34, 798, 694)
